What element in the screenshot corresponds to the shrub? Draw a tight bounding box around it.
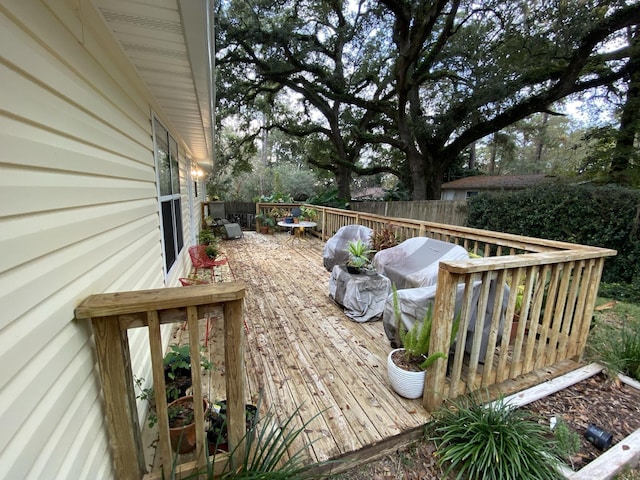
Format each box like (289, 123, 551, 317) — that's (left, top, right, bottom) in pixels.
(467, 183, 640, 302)
(428, 395, 561, 480)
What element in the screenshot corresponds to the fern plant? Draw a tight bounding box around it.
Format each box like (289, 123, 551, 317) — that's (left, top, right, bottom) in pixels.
(393, 286, 460, 371)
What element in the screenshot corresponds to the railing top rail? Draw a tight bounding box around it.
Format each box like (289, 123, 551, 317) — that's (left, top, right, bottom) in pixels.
(439, 247, 616, 274)
(304, 205, 616, 254)
(75, 282, 246, 319)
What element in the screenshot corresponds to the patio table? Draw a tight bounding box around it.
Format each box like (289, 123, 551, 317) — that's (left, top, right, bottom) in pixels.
(277, 220, 317, 245)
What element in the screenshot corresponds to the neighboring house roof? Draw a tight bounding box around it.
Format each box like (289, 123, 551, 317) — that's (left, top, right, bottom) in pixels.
(441, 174, 552, 190)
(351, 187, 386, 200)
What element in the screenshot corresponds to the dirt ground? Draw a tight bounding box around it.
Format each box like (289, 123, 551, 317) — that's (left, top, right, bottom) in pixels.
(332, 372, 640, 480)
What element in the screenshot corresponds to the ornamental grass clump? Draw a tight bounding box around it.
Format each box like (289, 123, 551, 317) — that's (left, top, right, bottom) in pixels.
(428, 395, 562, 480)
(587, 313, 640, 381)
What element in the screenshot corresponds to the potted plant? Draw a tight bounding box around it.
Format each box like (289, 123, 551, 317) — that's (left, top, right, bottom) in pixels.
(168, 395, 210, 454)
(163, 344, 213, 402)
(300, 206, 318, 222)
(345, 239, 374, 274)
(387, 288, 459, 399)
(255, 213, 275, 234)
(207, 400, 258, 453)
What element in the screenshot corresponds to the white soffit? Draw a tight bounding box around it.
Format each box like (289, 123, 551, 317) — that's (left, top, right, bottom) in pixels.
(92, 0, 213, 171)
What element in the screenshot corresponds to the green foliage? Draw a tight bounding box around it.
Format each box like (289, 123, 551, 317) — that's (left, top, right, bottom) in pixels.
(307, 187, 349, 208)
(199, 229, 217, 246)
(345, 239, 374, 268)
(184, 398, 333, 479)
(598, 282, 640, 304)
(199, 232, 221, 259)
(586, 311, 640, 381)
(392, 287, 459, 370)
(552, 416, 581, 463)
(428, 395, 562, 480)
(257, 191, 293, 203)
(300, 206, 317, 221)
(466, 183, 640, 301)
(255, 213, 276, 228)
(163, 344, 213, 379)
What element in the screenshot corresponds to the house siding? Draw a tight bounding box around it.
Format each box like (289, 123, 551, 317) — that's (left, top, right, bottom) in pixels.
(0, 1, 200, 478)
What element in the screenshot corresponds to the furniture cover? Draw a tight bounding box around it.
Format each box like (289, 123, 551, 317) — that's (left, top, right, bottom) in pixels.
(329, 265, 391, 322)
(373, 237, 470, 289)
(323, 225, 373, 272)
(382, 280, 508, 360)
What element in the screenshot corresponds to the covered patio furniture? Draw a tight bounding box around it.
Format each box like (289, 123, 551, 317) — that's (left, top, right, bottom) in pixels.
(373, 237, 470, 289)
(323, 224, 373, 272)
(329, 265, 392, 322)
(382, 280, 508, 360)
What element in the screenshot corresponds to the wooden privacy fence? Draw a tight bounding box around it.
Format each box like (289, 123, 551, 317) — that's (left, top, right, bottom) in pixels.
(351, 199, 468, 226)
(257, 203, 616, 410)
(75, 283, 246, 480)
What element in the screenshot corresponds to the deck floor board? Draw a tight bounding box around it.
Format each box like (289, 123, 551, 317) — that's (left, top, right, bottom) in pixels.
(220, 231, 429, 466)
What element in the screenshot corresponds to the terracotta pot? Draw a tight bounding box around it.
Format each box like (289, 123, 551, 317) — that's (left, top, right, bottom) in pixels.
(168, 396, 209, 454)
(387, 348, 426, 399)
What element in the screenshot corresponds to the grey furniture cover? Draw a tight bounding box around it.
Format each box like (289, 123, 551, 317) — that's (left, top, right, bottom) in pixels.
(373, 237, 470, 289)
(323, 224, 373, 272)
(329, 265, 391, 322)
(382, 280, 508, 360)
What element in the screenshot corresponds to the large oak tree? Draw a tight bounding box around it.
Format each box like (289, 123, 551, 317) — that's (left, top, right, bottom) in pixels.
(217, 0, 640, 199)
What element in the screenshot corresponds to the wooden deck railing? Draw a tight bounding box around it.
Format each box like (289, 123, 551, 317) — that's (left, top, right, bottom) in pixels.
(75, 283, 246, 480)
(256, 203, 617, 411)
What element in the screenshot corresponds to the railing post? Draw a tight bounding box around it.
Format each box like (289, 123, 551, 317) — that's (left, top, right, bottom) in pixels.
(91, 316, 146, 480)
(423, 267, 458, 412)
(224, 298, 246, 468)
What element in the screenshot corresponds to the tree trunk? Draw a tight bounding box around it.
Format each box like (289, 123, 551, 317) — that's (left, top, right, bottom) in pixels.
(610, 28, 640, 185)
(533, 112, 549, 174)
(335, 164, 352, 202)
(489, 133, 497, 174)
(469, 142, 476, 170)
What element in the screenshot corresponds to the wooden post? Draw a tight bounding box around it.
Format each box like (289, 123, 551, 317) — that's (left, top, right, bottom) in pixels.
(91, 316, 146, 480)
(424, 267, 458, 412)
(147, 312, 172, 479)
(187, 306, 207, 469)
(224, 298, 246, 468)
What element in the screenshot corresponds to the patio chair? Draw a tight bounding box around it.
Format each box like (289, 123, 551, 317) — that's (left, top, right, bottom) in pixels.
(209, 202, 243, 239)
(188, 245, 228, 280)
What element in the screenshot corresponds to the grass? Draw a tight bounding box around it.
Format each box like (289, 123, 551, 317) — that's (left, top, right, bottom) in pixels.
(586, 298, 640, 381)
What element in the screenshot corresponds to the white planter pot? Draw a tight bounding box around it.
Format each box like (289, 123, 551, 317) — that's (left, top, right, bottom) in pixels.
(387, 348, 426, 399)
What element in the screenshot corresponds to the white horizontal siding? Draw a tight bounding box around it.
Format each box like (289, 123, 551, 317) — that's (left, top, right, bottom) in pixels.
(0, 1, 199, 479)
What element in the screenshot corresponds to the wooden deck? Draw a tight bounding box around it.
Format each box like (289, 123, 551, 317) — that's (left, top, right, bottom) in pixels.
(193, 231, 429, 472)
(152, 229, 585, 475)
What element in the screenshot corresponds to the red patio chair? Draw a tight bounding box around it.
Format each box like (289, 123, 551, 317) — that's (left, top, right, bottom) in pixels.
(188, 245, 228, 280)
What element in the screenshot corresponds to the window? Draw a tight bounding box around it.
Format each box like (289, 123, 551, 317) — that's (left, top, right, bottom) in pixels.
(153, 117, 184, 274)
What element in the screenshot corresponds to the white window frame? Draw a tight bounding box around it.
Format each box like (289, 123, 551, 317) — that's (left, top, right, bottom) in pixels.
(152, 115, 184, 276)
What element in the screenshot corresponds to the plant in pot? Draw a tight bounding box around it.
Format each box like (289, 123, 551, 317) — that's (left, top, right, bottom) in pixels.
(387, 288, 459, 399)
(199, 229, 216, 246)
(255, 213, 275, 234)
(163, 344, 213, 402)
(206, 400, 258, 454)
(300, 206, 318, 222)
(345, 239, 374, 274)
(168, 395, 210, 454)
